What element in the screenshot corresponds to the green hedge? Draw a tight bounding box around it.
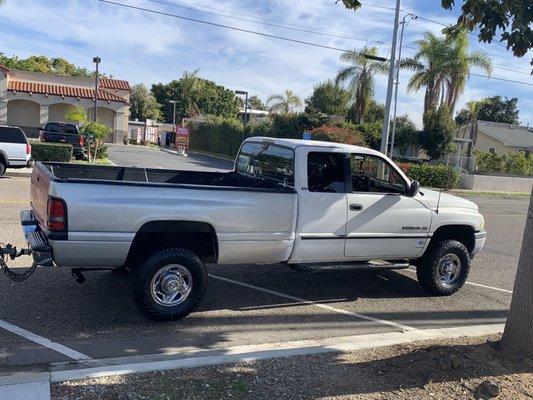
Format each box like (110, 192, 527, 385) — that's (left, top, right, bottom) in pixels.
(407, 164, 459, 189)
(475, 150, 532, 175)
(31, 142, 73, 162)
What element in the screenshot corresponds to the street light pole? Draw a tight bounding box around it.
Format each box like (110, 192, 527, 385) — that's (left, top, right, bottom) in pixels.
(380, 0, 401, 156)
(169, 100, 177, 131)
(235, 90, 249, 127)
(389, 13, 415, 159)
(92, 57, 101, 122)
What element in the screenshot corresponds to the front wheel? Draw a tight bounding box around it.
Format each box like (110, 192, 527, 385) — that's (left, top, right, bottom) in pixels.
(0, 161, 6, 177)
(416, 240, 470, 295)
(133, 248, 208, 321)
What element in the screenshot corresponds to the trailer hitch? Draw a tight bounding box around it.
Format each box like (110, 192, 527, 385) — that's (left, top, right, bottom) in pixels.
(0, 243, 37, 282)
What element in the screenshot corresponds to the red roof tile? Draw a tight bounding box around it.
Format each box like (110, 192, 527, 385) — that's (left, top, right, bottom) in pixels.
(99, 78, 131, 91)
(8, 80, 129, 104)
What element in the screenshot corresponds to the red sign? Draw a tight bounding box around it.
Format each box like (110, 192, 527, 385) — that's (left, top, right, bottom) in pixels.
(175, 126, 190, 151)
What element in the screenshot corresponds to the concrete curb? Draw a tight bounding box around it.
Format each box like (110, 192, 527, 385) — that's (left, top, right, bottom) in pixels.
(4, 168, 33, 178)
(187, 150, 234, 162)
(160, 148, 188, 157)
(0, 372, 50, 400)
(48, 323, 504, 384)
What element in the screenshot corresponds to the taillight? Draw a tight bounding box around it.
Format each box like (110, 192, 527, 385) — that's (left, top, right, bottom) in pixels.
(79, 135, 84, 146)
(47, 197, 67, 232)
(26, 143, 31, 155)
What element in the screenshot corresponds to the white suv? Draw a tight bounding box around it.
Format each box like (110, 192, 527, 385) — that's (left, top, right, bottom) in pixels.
(0, 126, 32, 176)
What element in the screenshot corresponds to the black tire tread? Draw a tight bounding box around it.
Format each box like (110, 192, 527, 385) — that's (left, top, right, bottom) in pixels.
(133, 248, 208, 321)
(416, 239, 470, 296)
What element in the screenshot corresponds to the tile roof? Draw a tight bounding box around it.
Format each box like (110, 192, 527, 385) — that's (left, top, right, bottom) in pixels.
(7, 80, 129, 104)
(478, 120, 533, 149)
(99, 77, 131, 91)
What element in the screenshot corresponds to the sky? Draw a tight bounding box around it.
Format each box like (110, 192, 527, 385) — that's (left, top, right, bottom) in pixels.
(1, 0, 532, 127)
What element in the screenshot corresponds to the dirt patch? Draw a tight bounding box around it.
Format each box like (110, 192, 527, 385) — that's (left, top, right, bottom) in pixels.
(52, 334, 532, 400)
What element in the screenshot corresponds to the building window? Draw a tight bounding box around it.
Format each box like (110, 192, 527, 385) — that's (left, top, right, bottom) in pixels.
(489, 148, 495, 154)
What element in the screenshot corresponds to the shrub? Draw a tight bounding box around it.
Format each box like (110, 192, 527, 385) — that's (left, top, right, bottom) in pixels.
(407, 164, 459, 189)
(475, 150, 531, 175)
(31, 142, 73, 162)
(189, 116, 245, 157)
(310, 124, 365, 146)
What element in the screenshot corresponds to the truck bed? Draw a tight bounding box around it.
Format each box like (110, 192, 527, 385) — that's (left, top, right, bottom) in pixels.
(38, 162, 292, 191)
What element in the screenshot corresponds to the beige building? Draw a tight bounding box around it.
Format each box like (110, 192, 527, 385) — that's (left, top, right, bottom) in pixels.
(457, 120, 533, 156)
(0, 64, 130, 142)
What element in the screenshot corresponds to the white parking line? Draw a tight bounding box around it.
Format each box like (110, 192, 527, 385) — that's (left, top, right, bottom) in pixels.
(209, 274, 417, 332)
(0, 319, 91, 361)
(402, 269, 513, 294)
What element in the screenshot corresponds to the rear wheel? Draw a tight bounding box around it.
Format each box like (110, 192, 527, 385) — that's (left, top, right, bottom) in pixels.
(133, 248, 208, 321)
(0, 161, 6, 176)
(416, 240, 470, 295)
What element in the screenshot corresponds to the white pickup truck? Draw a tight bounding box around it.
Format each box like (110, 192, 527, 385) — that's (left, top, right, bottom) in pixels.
(12, 137, 486, 320)
(0, 125, 32, 176)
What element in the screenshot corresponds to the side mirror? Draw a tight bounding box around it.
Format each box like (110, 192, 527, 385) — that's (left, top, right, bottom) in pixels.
(407, 180, 420, 197)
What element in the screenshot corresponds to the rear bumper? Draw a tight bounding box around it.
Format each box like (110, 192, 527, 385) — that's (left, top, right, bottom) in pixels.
(472, 230, 486, 255)
(20, 210, 53, 266)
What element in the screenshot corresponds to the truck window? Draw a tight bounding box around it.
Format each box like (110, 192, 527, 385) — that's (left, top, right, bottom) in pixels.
(0, 127, 27, 143)
(350, 154, 406, 194)
(236, 142, 294, 186)
(307, 152, 345, 193)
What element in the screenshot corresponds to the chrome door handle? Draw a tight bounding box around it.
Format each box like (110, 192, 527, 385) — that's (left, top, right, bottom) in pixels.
(349, 203, 363, 211)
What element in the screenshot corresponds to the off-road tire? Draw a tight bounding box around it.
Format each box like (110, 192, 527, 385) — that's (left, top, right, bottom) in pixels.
(416, 240, 470, 296)
(133, 248, 208, 321)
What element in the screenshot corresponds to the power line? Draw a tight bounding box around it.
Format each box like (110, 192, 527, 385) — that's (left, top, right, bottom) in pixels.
(98, 0, 533, 87)
(147, 0, 389, 46)
(98, 0, 361, 53)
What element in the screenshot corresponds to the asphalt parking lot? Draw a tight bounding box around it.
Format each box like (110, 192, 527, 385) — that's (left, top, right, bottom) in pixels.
(0, 145, 528, 375)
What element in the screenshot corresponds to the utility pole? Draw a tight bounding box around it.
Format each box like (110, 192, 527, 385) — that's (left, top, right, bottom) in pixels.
(389, 13, 415, 158)
(92, 57, 101, 122)
(169, 100, 177, 132)
(380, 0, 401, 156)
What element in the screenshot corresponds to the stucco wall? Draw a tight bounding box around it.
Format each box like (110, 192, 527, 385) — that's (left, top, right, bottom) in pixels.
(475, 130, 516, 154)
(465, 174, 533, 193)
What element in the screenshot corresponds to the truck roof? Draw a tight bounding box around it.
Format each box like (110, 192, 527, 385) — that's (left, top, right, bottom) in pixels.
(244, 136, 385, 157)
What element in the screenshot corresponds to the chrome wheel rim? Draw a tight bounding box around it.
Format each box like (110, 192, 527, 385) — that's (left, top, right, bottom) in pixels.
(438, 253, 461, 287)
(150, 264, 193, 306)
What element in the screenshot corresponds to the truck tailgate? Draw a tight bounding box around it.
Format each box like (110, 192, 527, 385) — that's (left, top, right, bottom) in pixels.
(30, 163, 51, 230)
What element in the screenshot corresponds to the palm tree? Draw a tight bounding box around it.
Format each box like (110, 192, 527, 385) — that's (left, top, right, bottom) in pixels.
(267, 90, 302, 114)
(402, 31, 492, 115)
(444, 31, 492, 113)
(335, 46, 388, 124)
(401, 32, 451, 114)
(459, 100, 482, 170)
(180, 69, 200, 117)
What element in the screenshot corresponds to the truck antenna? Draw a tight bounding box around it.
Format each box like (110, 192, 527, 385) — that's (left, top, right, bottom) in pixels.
(436, 156, 454, 214)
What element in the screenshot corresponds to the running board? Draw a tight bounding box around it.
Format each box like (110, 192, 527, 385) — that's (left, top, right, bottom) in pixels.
(289, 260, 410, 273)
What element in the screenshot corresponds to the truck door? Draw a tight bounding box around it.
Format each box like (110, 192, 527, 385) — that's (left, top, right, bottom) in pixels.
(344, 152, 432, 260)
(289, 147, 348, 263)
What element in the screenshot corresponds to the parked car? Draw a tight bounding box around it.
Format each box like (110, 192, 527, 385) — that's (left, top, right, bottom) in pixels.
(0, 125, 32, 176)
(14, 137, 486, 320)
(39, 121, 85, 160)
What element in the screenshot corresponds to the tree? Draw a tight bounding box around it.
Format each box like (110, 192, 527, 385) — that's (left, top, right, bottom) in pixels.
(247, 95, 267, 111)
(501, 187, 533, 355)
(444, 30, 492, 113)
(129, 84, 162, 122)
(305, 80, 350, 116)
(393, 115, 420, 156)
(267, 90, 302, 114)
(441, 0, 533, 66)
(478, 95, 520, 124)
(358, 100, 384, 124)
(335, 46, 388, 124)
(456, 100, 481, 168)
(152, 72, 239, 123)
(0, 54, 96, 77)
(419, 105, 456, 160)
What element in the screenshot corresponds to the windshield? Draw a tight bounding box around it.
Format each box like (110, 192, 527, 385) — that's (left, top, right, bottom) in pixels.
(236, 142, 294, 187)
